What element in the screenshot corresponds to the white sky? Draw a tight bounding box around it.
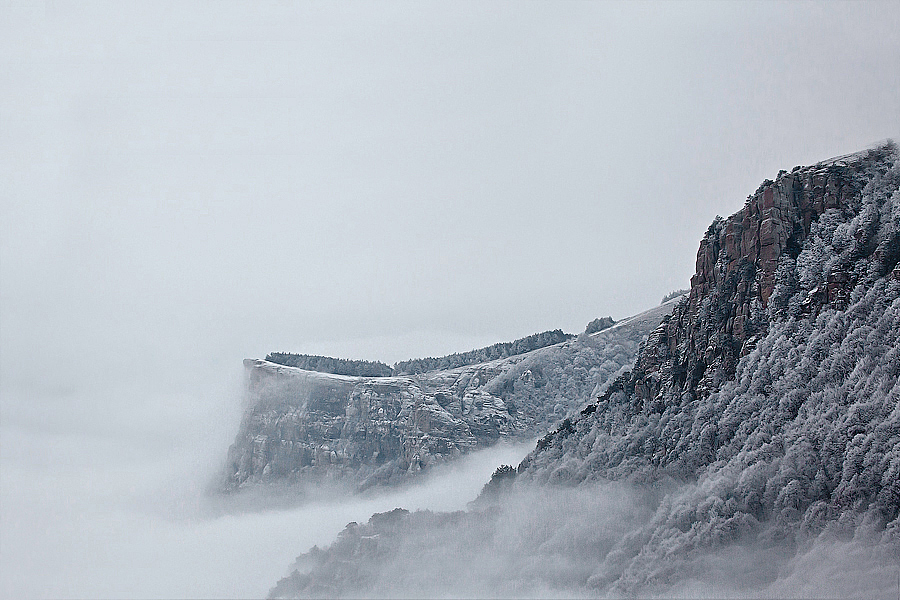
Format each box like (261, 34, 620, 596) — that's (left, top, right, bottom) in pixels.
(2, 0, 899, 393)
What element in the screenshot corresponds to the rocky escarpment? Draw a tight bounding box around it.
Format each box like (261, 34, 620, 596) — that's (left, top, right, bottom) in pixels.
(514, 142, 900, 589)
(611, 145, 900, 417)
(270, 142, 900, 598)
(223, 302, 677, 491)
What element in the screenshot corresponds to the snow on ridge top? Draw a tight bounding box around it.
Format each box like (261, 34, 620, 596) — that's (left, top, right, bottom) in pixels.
(228, 298, 676, 491)
(805, 139, 896, 169)
(245, 352, 530, 380)
(592, 295, 684, 337)
(815, 149, 869, 167)
(243, 358, 415, 383)
(243, 300, 684, 380)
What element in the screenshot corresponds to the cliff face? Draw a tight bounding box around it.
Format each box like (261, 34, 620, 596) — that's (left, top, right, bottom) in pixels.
(514, 143, 900, 589)
(226, 364, 498, 490)
(270, 143, 900, 598)
(223, 301, 676, 490)
(617, 146, 899, 418)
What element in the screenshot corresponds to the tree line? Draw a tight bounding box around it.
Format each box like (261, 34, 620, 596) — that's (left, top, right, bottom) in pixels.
(265, 329, 576, 377)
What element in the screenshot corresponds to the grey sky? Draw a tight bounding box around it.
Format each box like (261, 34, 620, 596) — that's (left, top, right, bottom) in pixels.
(2, 0, 899, 394)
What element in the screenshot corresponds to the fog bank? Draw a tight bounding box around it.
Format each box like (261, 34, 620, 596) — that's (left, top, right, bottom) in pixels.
(271, 478, 900, 599)
(0, 379, 533, 599)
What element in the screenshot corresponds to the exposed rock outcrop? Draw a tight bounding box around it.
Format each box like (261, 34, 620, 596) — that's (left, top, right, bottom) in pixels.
(611, 145, 899, 417)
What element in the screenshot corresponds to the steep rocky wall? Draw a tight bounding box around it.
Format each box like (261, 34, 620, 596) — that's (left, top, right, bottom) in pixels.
(518, 141, 899, 509)
(503, 143, 900, 595)
(226, 364, 499, 490)
(621, 146, 898, 413)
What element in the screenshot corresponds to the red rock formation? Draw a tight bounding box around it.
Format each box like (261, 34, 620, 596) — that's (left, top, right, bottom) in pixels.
(628, 147, 892, 410)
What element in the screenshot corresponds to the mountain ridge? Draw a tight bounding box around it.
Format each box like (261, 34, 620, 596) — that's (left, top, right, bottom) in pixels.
(263, 327, 582, 377)
(269, 141, 900, 598)
(223, 301, 678, 491)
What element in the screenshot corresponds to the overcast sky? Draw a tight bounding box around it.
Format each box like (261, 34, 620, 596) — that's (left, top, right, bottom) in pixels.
(2, 0, 899, 394)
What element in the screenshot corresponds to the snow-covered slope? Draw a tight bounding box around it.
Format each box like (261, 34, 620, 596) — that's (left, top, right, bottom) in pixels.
(269, 142, 900, 598)
(223, 300, 677, 491)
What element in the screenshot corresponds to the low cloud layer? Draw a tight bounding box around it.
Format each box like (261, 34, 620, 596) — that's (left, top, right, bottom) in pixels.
(271, 478, 900, 599)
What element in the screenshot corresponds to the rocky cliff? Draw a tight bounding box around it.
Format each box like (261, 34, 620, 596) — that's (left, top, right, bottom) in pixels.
(522, 142, 899, 483)
(223, 301, 676, 491)
(270, 142, 900, 598)
(624, 148, 898, 414)
(508, 142, 900, 595)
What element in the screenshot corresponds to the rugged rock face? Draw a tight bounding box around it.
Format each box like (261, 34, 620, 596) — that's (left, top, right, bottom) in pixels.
(223, 302, 676, 491)
(618, 146, 899, 416)
(270, 143, 900, 598)
(514, 142, 900, 588)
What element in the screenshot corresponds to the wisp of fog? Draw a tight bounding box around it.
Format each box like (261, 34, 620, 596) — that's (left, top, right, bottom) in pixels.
(269, 477, 900, 599)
